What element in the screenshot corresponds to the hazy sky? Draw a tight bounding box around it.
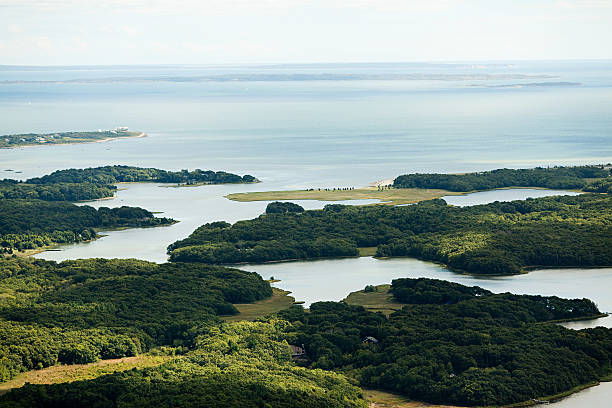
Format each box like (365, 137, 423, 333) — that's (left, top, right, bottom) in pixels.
(1, 0, 611, 65)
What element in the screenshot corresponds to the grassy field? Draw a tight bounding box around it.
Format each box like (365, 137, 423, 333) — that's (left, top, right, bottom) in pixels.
(0, 355, 169, 395)
(222, 287, 296, 322)
(364, 389, 462, 408)
(225, 187, 459, 206)
(343, 284, 405, 315)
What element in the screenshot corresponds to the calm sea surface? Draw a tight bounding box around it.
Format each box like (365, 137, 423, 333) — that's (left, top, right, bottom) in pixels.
(2, 61, 611, 406)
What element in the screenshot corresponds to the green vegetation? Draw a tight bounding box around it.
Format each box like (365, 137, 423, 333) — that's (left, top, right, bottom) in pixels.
(0, 130, 143, 148)
(0, 257, 272, 382)
(168, 194, 612, 275)
(266, 201, 305, 214)
(393, 165, 610, 191)
(279, 278, 612, 406)
(28, 165, 258, 185)
(0, 199, 174, 254)
(0, 320, 367, 408)
(0, 356, 170, 395)
(223, 287, 296, 322)
(0, 180, 116, 201)
(343, 284, 405, 315)
(226, 187, 459, 206)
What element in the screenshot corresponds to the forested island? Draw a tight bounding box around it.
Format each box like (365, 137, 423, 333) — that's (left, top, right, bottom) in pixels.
(0, 165, 258, 202)
(0, 129, 144, 148)
(168, 194, 612, 275)
(393, 165, 611, 192)
(0, 273, 610, 407)
(0, 200, 175, 254)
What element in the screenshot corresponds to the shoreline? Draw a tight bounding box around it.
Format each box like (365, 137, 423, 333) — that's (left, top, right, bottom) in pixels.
(1, 132, 147, 150)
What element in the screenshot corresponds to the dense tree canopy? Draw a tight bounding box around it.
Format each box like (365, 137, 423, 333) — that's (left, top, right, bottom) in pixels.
(393, 165, 610, 191)
(266, 201, 305, 214)
(279, 278, 612, 406)
(27, 165, 258, 185)
(168, 194, 612, 275)
(0, 320, 367, 408)
(0, 199, 174, 253)
(0, 258, 272, 382)
(0, 180, 116, 201)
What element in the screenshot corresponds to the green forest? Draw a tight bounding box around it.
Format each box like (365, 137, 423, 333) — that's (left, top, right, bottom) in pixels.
(0, 180, 116, 201)
(0, 258, 272, 382)
(27, 165, 258, 185)
(168, 193, 612, 275)
(278, 278, 612, 406)
(0, 276, 610, 407)
(0, 165, 258, 203)
(0, 200, 174, 253)
(0, 320, 367, 408)
(393, 165, 611, 191)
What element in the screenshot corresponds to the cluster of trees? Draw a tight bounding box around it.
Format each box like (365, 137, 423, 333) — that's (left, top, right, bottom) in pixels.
(278, 278, 612, 406)
(393, 165, 610, 191)
(27, 165, 258, 185)
(266, 201, 305, 214)
(0, 320, 366, 408)
(0, 199, 174, 253)
(168, 194, 612, 275)
(0, 258, 273, 382)
(0, 180, 116, 201)
(583, 177, 612, 193)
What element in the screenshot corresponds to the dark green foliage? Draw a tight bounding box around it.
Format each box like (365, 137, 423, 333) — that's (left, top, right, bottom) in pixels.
(0, 199, 174, 253)
(266, 201, 305, 214)
(280, 278, 612, 406)
(0, 321, 367, 408)
(27, 165, 258, 185)
(168, 194, 612, 274)
(0, 180, 116, 201)
(393, 165, 610, 191)
(0, 258, 272, 381)
(583, 178, 612, 193)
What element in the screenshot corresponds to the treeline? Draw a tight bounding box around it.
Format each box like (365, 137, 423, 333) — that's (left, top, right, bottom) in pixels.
(0, 199, 174, 253)
(0, 320, 367, 408)
(0, 180, 116, 201)
(279, 278, 612, 406)
(168, 194, 612, 275)
(0, 258, 272, 382)
(27, 165, 258, 185)
(393, 165, 610, 191)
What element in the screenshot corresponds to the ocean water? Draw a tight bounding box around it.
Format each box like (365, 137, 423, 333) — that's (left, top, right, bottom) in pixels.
(2, 61, 612, 406)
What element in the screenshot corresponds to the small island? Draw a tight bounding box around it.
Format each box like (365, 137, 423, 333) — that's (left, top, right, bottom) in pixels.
(0, 128, 145, 148)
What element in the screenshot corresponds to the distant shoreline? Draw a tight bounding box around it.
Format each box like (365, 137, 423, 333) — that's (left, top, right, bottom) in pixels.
(1, 131, 146, 149)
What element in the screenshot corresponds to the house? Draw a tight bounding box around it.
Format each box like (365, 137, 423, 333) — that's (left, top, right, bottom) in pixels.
(290, 344, 305, 358)
(362, 336, 379, 344)
(115, 126, 129, 132)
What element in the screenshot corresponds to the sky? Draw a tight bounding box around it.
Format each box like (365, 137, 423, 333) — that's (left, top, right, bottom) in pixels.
(1, 0, 611, 65)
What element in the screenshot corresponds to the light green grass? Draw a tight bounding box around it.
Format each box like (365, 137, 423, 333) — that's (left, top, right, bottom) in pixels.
(222, 287, 296, 322)
(0, 355, 170, 395)
(343, 284, 405, 315)
(226, 187, 459, 206)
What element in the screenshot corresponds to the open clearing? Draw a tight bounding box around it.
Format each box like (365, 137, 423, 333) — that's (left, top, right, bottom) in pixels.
(222, 287, 296, 322)
(226, 187, 460, 206)
(0, 355, 169, 395)
(344, 284, 405, 315)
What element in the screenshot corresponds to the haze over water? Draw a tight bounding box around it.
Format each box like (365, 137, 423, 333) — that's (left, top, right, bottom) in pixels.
(2, 61, 612, 406)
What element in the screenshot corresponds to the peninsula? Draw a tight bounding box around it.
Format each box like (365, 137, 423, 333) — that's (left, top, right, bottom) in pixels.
(226, 165, 612, 205)
(0, 128, 144, 148)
